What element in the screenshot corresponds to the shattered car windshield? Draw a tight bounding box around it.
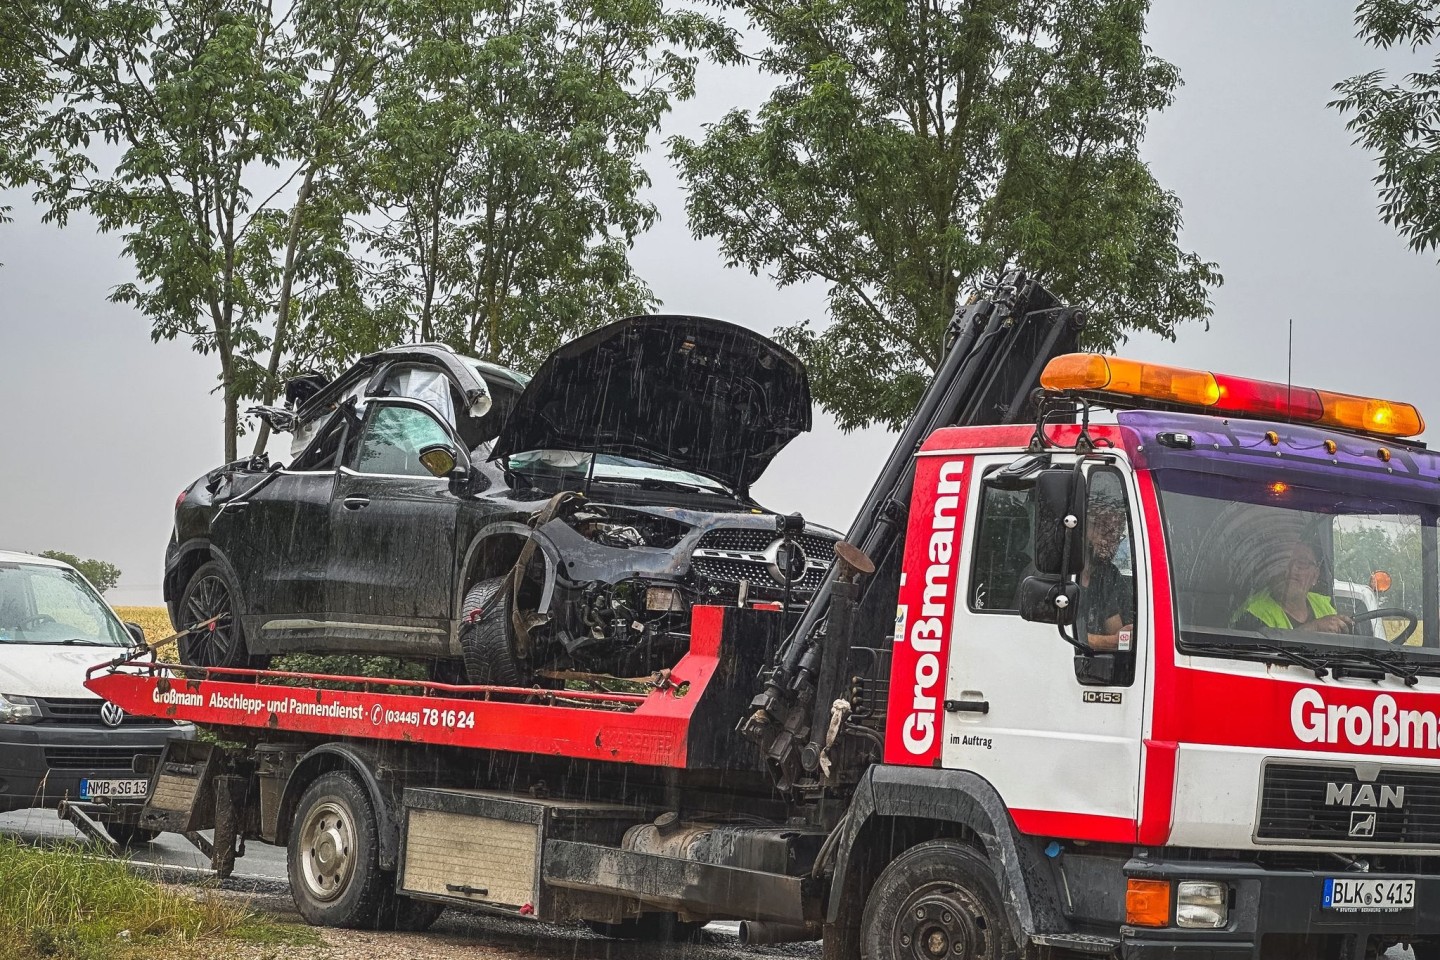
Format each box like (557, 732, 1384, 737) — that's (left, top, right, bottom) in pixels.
(1156, 469, 1440, 665)
(506, 450, 730, 492)
(0, 562, 131, 646)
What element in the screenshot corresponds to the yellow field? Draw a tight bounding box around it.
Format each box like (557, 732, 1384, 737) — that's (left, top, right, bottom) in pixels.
(112, 605, 178, 660)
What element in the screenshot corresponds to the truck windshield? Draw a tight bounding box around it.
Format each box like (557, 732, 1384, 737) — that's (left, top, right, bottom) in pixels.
(1154, 470, 1440, 670)
(0, 562, 132, 646)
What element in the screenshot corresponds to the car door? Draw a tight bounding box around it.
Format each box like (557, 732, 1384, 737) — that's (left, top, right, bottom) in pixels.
(326, 397, 462, 656)
(210, 414, 345, 652)
(941, 453, 1149, 839)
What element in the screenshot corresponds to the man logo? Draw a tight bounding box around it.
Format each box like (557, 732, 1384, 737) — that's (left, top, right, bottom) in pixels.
(1350, 811, 1377, 839)
(99, 702, 125, 728)
(1325, 782, 1404, 809)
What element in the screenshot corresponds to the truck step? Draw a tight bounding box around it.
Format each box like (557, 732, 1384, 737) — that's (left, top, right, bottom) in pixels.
(1030, 933, 1119, 955)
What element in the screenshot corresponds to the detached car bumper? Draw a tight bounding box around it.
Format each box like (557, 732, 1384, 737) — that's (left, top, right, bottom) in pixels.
(1122, 856, 1440, 960)
(0, 722, 194, 813)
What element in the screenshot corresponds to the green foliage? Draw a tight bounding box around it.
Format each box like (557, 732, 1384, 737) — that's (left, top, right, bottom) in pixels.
(1334, 520, 1422, 608)
(1332, 0, 1440, 257)
(349, 0, 738, 373)
(672, 0, 1220, 430)
(0, 836, 314, 960)
(36, 551, 121, 594)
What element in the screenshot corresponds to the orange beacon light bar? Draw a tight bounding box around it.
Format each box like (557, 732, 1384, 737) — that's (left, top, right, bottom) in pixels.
(1039, 354, 1425, 439)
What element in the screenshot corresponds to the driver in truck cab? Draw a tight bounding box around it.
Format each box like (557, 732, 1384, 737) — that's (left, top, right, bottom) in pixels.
(1078, 484, 1135, 651)
(1232, 539, 1353, 633)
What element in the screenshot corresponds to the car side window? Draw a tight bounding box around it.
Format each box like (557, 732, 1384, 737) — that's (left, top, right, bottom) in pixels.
(350, 404, 452, 477)
(969, 478, 1035, 614)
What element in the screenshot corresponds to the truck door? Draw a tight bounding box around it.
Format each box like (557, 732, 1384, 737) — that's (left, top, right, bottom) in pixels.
(943, 453, 1149, 839)
(326, 397, 460, 657)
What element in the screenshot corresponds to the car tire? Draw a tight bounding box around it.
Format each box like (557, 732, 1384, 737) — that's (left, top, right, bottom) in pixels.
(459, 577, 532, 687)
(287, 770, 390, 928)
(584, 914, 705, 942)
(176, 561, 266, 671)
(107, 824, 160, 846)
(860, 839, 1028, 960)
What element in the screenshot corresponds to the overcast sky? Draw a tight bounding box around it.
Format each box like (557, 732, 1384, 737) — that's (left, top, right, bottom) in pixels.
(3, 1, 1438, 605)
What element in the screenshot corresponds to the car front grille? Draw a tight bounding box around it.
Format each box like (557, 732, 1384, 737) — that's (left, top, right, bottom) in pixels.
(43, 746, 165, 771)
(691, 528, 838, 594)
(1257, 762, 1440, 846)
(38, 698, 170, 726)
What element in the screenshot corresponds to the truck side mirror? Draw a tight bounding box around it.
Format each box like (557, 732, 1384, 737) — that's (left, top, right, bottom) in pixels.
(1017, 577, 1079, 626)
(1032, 467, 1087, 576)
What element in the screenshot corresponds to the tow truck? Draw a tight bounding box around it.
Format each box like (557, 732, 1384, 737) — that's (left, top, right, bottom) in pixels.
(69, 271, 1440, 959)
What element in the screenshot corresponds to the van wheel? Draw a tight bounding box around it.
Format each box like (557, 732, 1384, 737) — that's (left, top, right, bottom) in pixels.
(585, 914, 705, 941)
(459, 578, 533, 687)
(288, 771, 389, 928)
(860, 840, 1025, 960)
(176, 561, 265, 671)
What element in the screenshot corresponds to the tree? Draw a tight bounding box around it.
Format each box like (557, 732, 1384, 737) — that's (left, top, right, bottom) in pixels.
(672, 0, 1220, 430)
(37, 551, 122, 594)
(354, 0, 736, 371)
(4, 0, 382, 462)
(1332, 1, 1440, 257)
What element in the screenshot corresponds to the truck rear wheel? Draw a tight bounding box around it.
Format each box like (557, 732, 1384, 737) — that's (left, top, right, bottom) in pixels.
(459, 578, 533, 687)
(860, 839, 1025, 960)
(288, 770, 389, 928)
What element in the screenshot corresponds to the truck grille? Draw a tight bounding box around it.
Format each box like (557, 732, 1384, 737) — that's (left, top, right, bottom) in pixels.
(38, 697, 170, 727)
(691, 529, 838, 594)
(44, 746, 165, 771)
(1258, 762, 1440, 846)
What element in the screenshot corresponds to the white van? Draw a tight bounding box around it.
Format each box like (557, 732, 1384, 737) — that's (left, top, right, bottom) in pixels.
(0, 551, 193, 841)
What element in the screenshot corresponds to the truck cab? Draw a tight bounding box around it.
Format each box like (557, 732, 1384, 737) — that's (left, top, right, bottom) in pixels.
(882, 355, 1439, 958)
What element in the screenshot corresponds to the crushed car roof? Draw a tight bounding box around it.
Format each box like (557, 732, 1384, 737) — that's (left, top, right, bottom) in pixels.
(491, 315, 811, 491)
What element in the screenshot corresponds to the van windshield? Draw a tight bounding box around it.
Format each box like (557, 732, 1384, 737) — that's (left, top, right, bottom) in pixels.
(1154, 470, 1440, 671)
(0, 562, 132, 646)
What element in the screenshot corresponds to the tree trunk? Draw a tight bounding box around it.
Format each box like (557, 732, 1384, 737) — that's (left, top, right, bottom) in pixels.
(252, 168, 317, 457)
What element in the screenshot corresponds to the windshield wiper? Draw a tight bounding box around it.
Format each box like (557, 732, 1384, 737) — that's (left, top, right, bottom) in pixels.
(1327, 648, 1424, 687)
(59, 638, 110, 646)
(626, 477, 729, 495)
(1184, 640, 1331, 679)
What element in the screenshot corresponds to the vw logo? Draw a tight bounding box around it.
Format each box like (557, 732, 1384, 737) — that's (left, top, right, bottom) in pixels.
(764, 538, 810, 586)
(99, 701, 125, 728)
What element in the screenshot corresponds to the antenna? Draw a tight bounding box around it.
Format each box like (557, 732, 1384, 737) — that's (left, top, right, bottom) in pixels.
(1286, 318, 1293, 421)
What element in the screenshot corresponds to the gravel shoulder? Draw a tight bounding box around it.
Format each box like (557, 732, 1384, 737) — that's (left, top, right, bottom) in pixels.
(195, 884, 823, 960)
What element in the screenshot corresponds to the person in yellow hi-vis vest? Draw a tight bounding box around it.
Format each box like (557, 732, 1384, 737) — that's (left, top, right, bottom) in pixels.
(1233, 540, 1353, 633)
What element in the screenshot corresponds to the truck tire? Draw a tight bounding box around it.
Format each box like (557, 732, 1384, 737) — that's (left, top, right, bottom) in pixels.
(585, 914, 704, 942)
(288, 770, 390, 928)
(107, 824, 160, 846)
(176, 561, 265, 671)
(459, 578, 532, 687)
(860, 839, 1027, 960)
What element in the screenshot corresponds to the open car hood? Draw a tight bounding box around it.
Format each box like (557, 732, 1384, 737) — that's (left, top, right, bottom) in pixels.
(491, 316, 811, 491)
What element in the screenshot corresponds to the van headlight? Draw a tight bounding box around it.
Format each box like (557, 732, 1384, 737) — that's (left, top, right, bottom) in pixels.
(0, 694, 42, 724)
(1176, 881, 1228, 928)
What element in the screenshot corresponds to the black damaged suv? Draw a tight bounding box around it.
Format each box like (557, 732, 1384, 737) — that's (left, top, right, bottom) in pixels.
(165, 316, 840, 684)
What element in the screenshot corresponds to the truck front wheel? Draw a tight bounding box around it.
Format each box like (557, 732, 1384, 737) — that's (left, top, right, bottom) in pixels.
(288, 771, 389, 928)
(860, 840, 1025, 960)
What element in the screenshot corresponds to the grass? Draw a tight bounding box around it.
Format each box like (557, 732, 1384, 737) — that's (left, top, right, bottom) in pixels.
(0, 837, 316, 960)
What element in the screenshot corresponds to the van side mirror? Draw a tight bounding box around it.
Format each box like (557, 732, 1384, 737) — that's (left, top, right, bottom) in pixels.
(1032, 467, 1087, 576)
(124, 622, 146, 647)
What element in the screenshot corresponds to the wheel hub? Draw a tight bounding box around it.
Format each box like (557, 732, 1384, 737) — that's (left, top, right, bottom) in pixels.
(897, 889, 987, 959)
(299, 800, 355, 902)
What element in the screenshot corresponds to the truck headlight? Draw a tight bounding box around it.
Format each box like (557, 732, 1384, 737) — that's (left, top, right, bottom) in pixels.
(0, 694, 42, 724)
(1176, 881, 1227, 928)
